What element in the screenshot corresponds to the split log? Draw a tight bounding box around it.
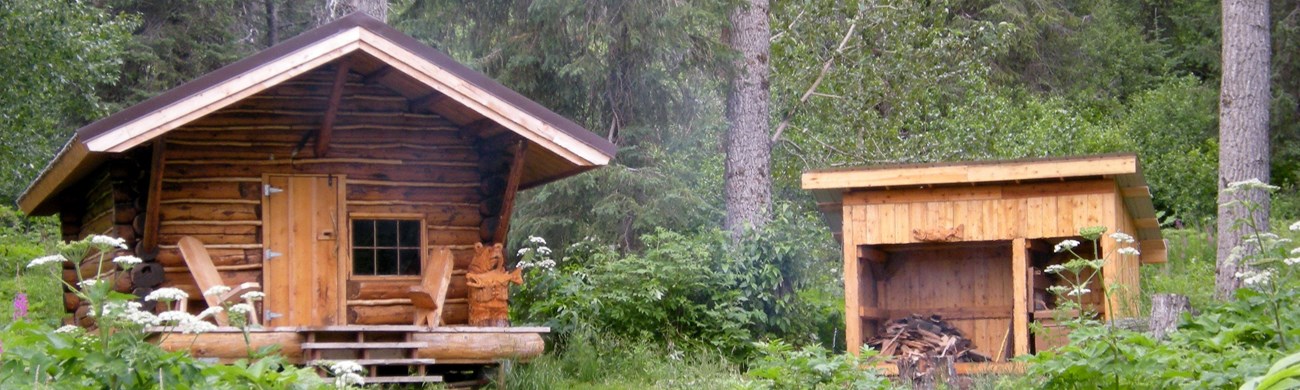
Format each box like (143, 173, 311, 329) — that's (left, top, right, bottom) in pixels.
(155, 332, 303, 361)
(1149, 294, 1193, 339)
(867, 314, 990, 363)
(411, 331, 545, 362)
(131, 263, 166, 288)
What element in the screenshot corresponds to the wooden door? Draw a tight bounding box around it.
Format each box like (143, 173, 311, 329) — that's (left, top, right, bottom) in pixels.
(262, 175, 346, 326)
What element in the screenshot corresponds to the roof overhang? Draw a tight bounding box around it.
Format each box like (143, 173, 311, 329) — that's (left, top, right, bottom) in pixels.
(18, 12, 615, 215)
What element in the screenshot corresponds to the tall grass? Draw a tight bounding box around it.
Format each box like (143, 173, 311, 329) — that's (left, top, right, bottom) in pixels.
(1140, 226, 1218, 312)
(500, 328, 746, 389)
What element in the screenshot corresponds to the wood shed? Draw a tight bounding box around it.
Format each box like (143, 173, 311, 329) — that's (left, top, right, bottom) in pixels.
(17, 12, 615, 383)
(802, 154, 1166, 369)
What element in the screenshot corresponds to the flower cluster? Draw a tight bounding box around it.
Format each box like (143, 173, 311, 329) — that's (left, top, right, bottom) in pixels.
(327, 361, 365, 388)
(145, 288, 189, 303)
(112, 255, 142, 268)
(1109, 232, 1135, 244)
(89, 235, 128, 250)
(100, 301, 160, 327)
(27, 254, 67, 268)
(1236, 269, 1273, 286)
(204, 285, 232, 297)
(12, 293, 28, 320)
(1054, 239, 1080, 253)
(517, 235, 556, 270)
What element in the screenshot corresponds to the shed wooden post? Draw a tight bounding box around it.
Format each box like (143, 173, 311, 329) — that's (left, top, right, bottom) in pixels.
(1011, 238, 1028, 357)
(842, 203, 862, 355)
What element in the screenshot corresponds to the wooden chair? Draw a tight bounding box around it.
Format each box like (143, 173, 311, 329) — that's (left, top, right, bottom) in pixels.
(177, 236, 262, 326)
(409, 246, 455, 327)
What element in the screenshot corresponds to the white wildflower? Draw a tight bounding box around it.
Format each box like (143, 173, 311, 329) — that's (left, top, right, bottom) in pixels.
(537, 246, 552, 256)
(1237, 269, 1273, 286)
(145, 288, 189, 302)
(330, 361, 364, 375)
(538, 259, 556, 269)
(1290, 220, 1300, 232)
(1292, 247, 1300, 256)
(1054, 240, 1080, 253)
(55, 325, 81, 334)
(28, 254, 67, 268)
(1109, 232, 1135, 244)
(240, 291, 264, 301)
(112, 255, 143, 266)
(1046, 285, 1069, 295)
(89, 235, 128, 250)
(528, 236, 547, 245)
(126, 310, 160, 326)
(177, 319, 218, 334)
(1284, 257, 1300, 266)
(335, 373, 365, 387)
(1068, 287, 1092, 297)
(157, 310, 196, 324)
(204, 285, 231, 297)
(517, 247, 532, 257)
(197, 306, 224, 320)
(1225, 179, 1280, 193)
(1044, 264, 1066, 274)
(517, 260, 535, 269)
(229, 303, 255, 315)
(78, 279, 100, 289)
(1117, 247, 1140, 256)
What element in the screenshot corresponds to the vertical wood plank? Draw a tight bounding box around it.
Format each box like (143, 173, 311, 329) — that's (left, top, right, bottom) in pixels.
(895, 204, 909, 244)
(335, 175, 348, 325)
(842, 204, 862, 355)
(1026, 197, 1043, 238)
(863, 205, 879, 244)
(492, 141, 527, 244)
(1012, 238, 1029, 357)
(877, 204, 894, 243)
(263, 175, 289, 326)
(141, 140, 167, 253)
(1056, 196, 1074, 237)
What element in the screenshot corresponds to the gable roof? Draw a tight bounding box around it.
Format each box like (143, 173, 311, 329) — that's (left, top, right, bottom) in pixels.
(19, 12, 616, 215)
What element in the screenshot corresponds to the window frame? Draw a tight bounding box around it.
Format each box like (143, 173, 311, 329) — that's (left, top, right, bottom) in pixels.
(347, 213, 425, 281)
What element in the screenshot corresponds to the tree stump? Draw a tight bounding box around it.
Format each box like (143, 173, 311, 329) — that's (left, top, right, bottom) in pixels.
(1149, 294, 1193, 339)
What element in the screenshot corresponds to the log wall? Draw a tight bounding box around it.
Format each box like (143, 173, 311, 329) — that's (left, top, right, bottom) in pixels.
(152, 65, 495, 325)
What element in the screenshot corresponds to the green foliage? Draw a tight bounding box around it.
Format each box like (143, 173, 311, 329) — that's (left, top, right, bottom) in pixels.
(512, 203, 843, 357)
(0, 0, 135, 203)
(500, 327, 745, 389)
(1242, 351, 1300, 390)
(0, 206, 62, 327)
(1141, 227, 1219, 311)
(743, 340, 889, 389)
(1117, 76, 1219, 221)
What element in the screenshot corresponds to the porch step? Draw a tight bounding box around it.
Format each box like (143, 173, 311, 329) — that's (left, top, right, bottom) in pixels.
(363, 375, 444, 384)
(308, 358, 437, 366)
(301, 341, 428, 350)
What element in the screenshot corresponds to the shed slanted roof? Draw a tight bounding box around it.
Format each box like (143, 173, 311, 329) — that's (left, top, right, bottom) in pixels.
(19, 12, 616, 215)
(802, 153, 1162, 245)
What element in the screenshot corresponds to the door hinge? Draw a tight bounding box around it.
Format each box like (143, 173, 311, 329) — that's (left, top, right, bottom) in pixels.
(263, 184, 284, 197)
(264, 310, 283, 321)
(264, 249, 283, 260)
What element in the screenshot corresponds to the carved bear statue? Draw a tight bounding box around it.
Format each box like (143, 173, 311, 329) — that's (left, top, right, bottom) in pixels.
(466, 243, 522, 327)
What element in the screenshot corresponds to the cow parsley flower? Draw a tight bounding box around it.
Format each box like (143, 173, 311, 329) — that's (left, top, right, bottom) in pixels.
(229, 303, 255, 315)
(528, 236, 546, 245)
(157, 311, 196, 324)
(1237, 269, 1273, 286)
(517, 247, 532, 257)
(204, 285, 231, 297)
(1054, 240, 1080, 253)
(1044, 264, 1066, 274)
(178, 319, 218, 334)
(1285, 257, 1300, 266)
(89, 235, 128, 250)
(1109, 232, 1135, 244)
(78, 280, 100, 289)
(112, 256, 142, 267)
(145, 288, 189, 302)
(1117, 247, 1141, 256)
(1224, 179, 1280, 193)
(126, 310, 160, 326)
(537, 247, 552, 256)
(336, 373, 365, 387)
(27, 254, 66, 268)
(1290, 220, 1300, 232)
(240, 291, 264, 301)
(330, 361, 364, 375)
(1068, 287, 1092, 297)
(55, 325, 82, 334)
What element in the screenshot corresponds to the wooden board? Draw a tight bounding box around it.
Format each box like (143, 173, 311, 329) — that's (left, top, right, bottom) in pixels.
(263, 175, 344, 326)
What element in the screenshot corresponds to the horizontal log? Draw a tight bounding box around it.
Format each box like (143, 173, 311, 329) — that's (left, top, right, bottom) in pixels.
(159, 199, 261, 205)
(64, 293, 80, 312)
(166, 143, 477, 163)
(158, 232, 259, 246)
(346, 302, 468, 325)
(164, 162, 479, 182)
(169, 128, 467, 145)
(410, 331, 544, 362)
(156, 332, 303, 362)
(156, 247, 262, 267)
(114, 207, 139, 225)
(427, 227, 481, 244)
(159, 203, 259, 221)
(347, 277, 468, 301)
(346, 185, 481, 203)
(163, 263, 262, 273)
(159, 223, 259, 236)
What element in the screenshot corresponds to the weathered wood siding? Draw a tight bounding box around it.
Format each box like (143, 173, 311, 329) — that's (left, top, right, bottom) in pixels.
(154, 65, 487, 325)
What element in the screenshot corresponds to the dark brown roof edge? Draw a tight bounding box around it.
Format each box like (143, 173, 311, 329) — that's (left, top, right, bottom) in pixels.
(74, 12, 617, 158)
(802, 152, 1139, 175)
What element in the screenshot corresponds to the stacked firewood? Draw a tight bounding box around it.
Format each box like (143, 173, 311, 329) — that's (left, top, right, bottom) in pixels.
(867, 314, 991, 363)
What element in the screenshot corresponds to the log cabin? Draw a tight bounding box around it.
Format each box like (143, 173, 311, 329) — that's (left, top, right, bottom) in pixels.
(802, 154, 1166, 375)
(16, 12, 615, 384)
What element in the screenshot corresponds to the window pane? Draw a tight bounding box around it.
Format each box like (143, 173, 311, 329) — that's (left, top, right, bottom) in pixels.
(353, 220, 374, 247)
(375, 220, 398, 246)
(376, 249, 398, 274)
(399, 249, 421, 275)
(399, 220, 420, 247)
(353, 250, 374, 275)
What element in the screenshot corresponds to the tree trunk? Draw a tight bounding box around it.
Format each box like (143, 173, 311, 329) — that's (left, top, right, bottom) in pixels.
(1148, 294, 1193, 339)
(1216, 0, 1271, 300)
(264, 0, 279, 47)
(319, 0, 387, 24)
(723, 0, 772, 239)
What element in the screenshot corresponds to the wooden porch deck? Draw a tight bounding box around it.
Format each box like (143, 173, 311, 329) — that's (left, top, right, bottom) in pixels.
(149, 325, 548, 385)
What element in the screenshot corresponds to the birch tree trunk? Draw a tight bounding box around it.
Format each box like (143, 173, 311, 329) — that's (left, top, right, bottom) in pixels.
(1216, 0, 1271, 299)
(319, 0, 387, 24)
(724, 0, 772, 239)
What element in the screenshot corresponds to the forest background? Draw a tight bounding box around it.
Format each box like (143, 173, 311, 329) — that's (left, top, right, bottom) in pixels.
(2, 0, 1300, 388)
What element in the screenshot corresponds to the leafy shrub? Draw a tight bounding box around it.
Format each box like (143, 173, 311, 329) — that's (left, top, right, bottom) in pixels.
(512, 202, 843, 357)
(501, 327, 745, 389)
(743, 340, 889, 389)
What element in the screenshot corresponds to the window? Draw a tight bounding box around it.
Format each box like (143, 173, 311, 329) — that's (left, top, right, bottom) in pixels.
(352, 219, 422, 276)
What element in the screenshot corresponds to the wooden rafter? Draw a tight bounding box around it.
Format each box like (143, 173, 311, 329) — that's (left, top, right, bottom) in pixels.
(492, 141, 528, 244)
(315, 61, 352, 157)
(141, 140, 167, 254)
